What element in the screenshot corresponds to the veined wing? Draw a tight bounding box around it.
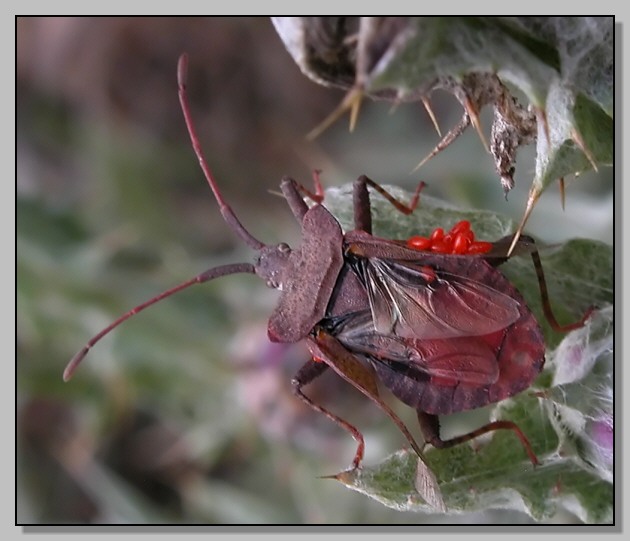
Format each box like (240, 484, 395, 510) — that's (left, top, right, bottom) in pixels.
(330, 310, 499, 386)
(356, 257, 521, 339)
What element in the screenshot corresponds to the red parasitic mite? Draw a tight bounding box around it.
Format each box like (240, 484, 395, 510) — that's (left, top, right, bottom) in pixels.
(406, 220, 493, 256)
(64, 54, 594, 474)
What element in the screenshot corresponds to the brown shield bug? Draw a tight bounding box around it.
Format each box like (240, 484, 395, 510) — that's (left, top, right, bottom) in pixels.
(64, 54, 592, 473)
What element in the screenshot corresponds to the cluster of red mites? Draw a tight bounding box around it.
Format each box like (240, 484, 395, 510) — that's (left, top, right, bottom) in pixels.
(406, 220, 493, 255)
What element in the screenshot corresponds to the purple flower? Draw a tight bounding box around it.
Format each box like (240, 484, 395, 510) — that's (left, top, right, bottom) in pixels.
(586, 413, 613, 468)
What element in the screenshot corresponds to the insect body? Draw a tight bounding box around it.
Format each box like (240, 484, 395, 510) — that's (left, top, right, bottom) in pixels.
(296, 223, 549, 467)
(65, 54, 592, 473)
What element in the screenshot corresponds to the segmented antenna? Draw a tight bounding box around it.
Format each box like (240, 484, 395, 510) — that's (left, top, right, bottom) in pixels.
(63, 54, 271, 380)
(177, 54, 265, 251)
(63, 263, 256, 381)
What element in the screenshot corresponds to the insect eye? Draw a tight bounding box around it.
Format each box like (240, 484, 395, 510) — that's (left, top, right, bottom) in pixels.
(277, 243, 291, 254)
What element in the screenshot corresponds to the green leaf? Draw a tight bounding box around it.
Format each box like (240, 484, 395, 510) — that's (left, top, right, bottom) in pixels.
(324, 183, 515, 240)
(535, 88, 613, 191)
(367, 17, 559, 106)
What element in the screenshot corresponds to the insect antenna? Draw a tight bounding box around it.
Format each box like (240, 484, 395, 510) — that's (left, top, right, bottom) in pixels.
(64, 53, 274, 381)
(63, 262, 256, 381)
(178, 53, 265, 251)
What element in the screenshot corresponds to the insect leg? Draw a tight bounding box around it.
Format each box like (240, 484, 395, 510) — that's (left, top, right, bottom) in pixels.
(352, 175, 372, 234)
(352, 175, 427, 235)
(417, 411, 539, 466)
(279, 176, 311, 221)
(291, 359, 366, 469)
(486, 234, 595, 332)
(528, 244, 595, 332)
(307, 330, 426, 465)
(278, 170, 328, 221)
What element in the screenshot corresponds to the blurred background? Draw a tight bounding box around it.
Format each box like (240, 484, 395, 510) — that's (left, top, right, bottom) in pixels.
(16, 17, 613, 525)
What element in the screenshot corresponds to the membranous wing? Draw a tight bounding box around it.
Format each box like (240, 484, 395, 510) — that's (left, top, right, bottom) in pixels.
(351, 255, 521, 340)
(327, 310, 499, 387)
